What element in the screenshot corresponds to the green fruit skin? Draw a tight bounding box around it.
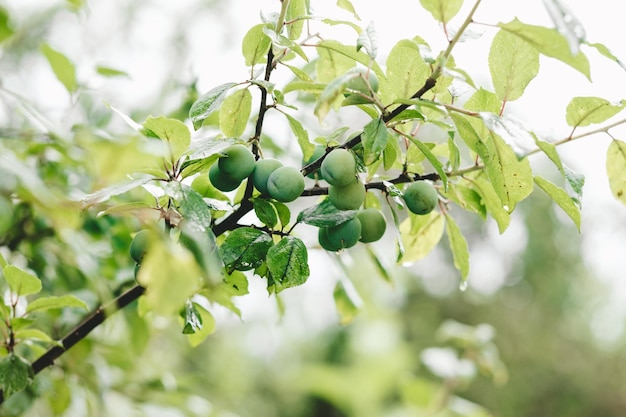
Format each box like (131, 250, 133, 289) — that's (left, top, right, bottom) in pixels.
(318, 227, 343, 252)
(329, 178, 365, 210)
(267, 166, 305, 203)
(357, 208, 386, 243)
(320, 149, 356, 187)
(218, 144, 255, 181)
(209, 164, 241, 192)
(403, 181, 438, 215)
(0, 196, 13, 236)
(324, 217, 362, 250)
(130, 230, 151, 264)
(252, 158, 283, 195)
(303, 145, 326, 179)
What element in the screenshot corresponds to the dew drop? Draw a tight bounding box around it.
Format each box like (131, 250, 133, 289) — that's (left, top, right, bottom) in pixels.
(459, 280, 468, 292)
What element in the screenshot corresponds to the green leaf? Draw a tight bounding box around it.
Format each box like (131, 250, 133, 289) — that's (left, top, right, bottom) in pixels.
(534, 136, 564, 174)
(606, 139, 626, 206)
(399, 211, 445, 263)
(189, 82, 237, 130)
(563, 165, 584, 208)
(178, 224, 222, 284)
(0, 354, 33, 397)
(219, 87, 252, 137)
(489, 29, 539, 102)
(333, 282, 360, 325)
(167, 183, 212, 231)
(336, 0, 360, 20)
(26, 295, 88, 314)
(385, 39, 429, 104)
(185, 303, 215, 347)
(362, 118, 389, 165)
(498, 19, 590, 79)
(468, 173, 511, 233)
(408, 137, 448, 191)
(143, 116, 191, 163)
(316, 40, 385, 81)
(484, 134, 534, 211)
(182, 300, 202, 334)
(219, 228, 274, 272)
(96, 66, 128, 78)
(419, 0, 463, 23)
(356, 22, 377, 58)
(587, 42, 626, 72)
(444, 183, 486, 219)
(136, 234, 203, 316)
(266, 236, 310, 293)
(0, 6, 14, 43)
(450, 113, 488, 157)
(3, 265, 42, 296)
(315, 72, 354, 122)
(534, 176, 581, 230)
(80, 174, 155, 208)
(273, 201, 291, 228)
(254, 198, 278, 228)
(14, 328, 55, 343)
(242, 23, 271, 67)
(479, 112, 536, 157)
(40, 43, 77, 93)
(297, 199, 357, 227)
(445, 214, 470, 280)
(0, 251, 7, 269)
(286, 0, 307, 40)
(284, 113, 315, 161)
(565, 96, 625, 128)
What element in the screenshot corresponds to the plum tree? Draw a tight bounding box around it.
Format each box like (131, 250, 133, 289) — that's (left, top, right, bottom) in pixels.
(329, 178, 366, 210)
(320, 149, 356, 187)
(130, 230, 150, 264)
(252, 158, 283, 195)
(267, 166, 305, 202)
(218, 144, 255, 181)
(357, 208, 386, 243)
(403, 181, 439, 215)
(209, 163, 241, 192)
(319, 217, 362, 251)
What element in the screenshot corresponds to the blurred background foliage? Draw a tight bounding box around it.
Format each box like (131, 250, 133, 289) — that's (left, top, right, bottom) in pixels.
(1, 1, 625, 416)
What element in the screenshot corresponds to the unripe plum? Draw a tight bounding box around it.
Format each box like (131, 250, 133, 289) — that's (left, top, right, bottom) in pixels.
(320, 149, 356, 187)
(130, 230, 150, 264)
(267, 166, 305, 202)
(403, 181, 438, 215)
(320, 217, 362, 251)
(218, 144, 255, 181)
(356, 208, 386, 243)
(209, 164, 241, 192)
(329, 178, 365, 210)
(252, 158, 283, 195)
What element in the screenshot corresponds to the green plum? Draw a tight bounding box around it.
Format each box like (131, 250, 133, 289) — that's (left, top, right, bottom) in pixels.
(403, 181, 438, 215)
(320, 148, 356, 187)
(130, 230, 151, 264)
(356, 208, 386, 243)
(267, 166, 305, 202)
(329, 178, 365, 210)
(218, 144, 255, 181)
(320, 217, 362, 251)
(252, 158, 283, 195)
(209, 164, 241, 192)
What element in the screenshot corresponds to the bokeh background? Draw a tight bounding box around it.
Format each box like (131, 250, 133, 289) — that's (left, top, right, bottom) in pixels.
(1, 0, 625, 416)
